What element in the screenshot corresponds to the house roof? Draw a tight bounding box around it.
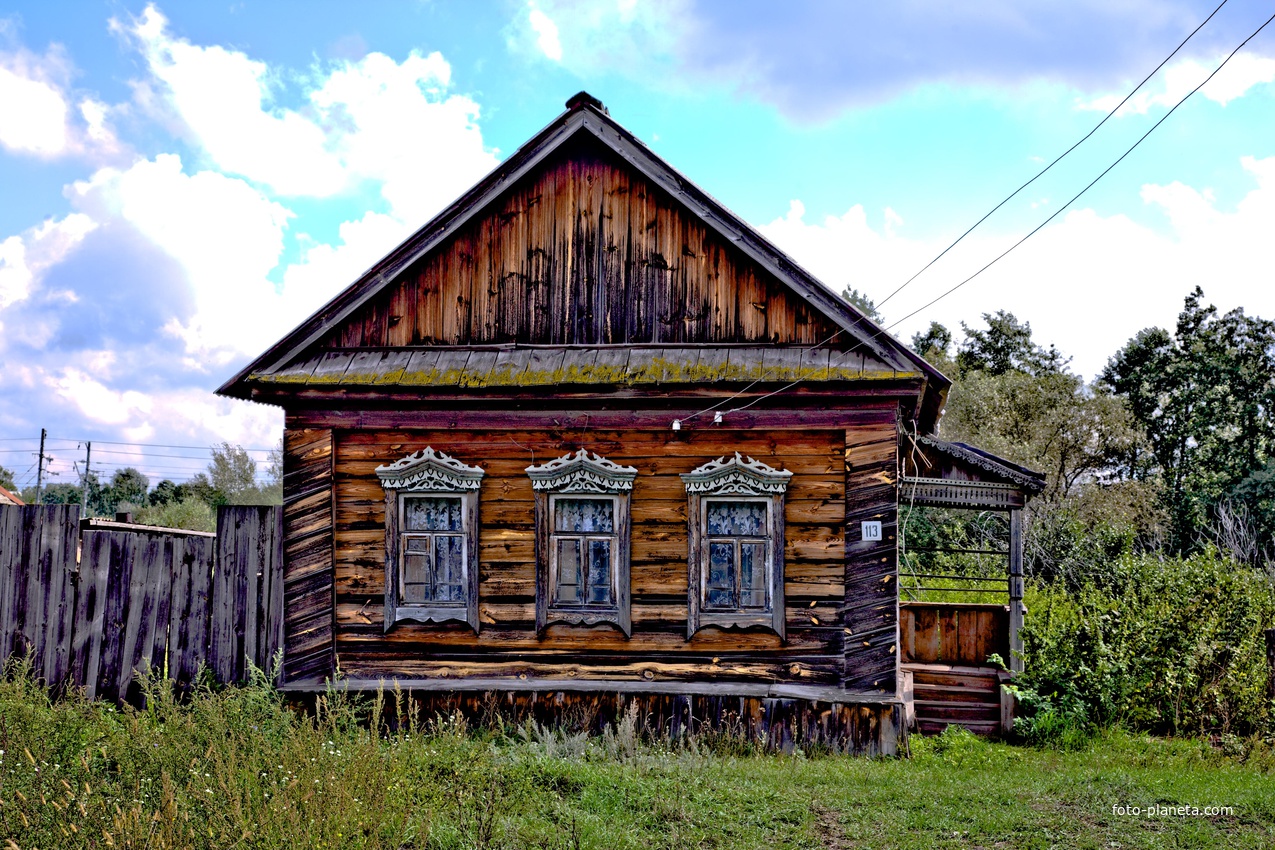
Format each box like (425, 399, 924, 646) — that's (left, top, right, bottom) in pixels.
(250, 344, 915, 391)
(916, 435, 1047, 492)
(0, 484, 24, 506)
(218, 92, 951, 429)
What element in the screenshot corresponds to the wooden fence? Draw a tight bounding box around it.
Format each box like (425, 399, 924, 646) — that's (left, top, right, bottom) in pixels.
(0, 504, 282, 702)
(899, 601, 1010, 667)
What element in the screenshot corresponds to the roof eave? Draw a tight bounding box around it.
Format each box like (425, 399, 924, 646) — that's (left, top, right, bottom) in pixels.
(217, 97, 952, 415)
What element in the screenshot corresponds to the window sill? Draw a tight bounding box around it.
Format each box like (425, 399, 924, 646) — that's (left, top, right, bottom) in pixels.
(543, 607, 630, 636)
(387, 606, 476, 632)
(693, 611, 782, 637)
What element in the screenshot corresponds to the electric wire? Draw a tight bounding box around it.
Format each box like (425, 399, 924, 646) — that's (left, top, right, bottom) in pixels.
(873, 0, 1232, 312)
(704, 9, 1275, 423)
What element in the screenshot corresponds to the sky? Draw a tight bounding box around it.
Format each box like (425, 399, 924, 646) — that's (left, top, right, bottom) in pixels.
(1, 0, 1274, 493)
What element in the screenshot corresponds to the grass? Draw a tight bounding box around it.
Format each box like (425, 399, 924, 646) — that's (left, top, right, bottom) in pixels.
(1, 669, 1273, 849)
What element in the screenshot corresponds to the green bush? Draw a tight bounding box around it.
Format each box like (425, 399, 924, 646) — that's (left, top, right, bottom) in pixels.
(133, 496, 216, 533)
(1017, 551, 1275, 740)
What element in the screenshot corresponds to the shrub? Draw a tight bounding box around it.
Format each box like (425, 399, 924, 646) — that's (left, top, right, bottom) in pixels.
(133, 496, 216, 533)
(1017, 551, 1275, 739)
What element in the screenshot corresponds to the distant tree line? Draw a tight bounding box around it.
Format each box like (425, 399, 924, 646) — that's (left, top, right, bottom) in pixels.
(907, 286, 1275, 582)
(897, 286, 1275, 739)
(1, 442, 281, 533)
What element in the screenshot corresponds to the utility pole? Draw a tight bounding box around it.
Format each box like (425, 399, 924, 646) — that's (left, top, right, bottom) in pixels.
(81, 441, 92, 515)
(35, 428, 46, 504)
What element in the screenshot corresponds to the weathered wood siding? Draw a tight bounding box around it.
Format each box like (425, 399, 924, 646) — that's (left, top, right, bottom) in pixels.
(320, 137, 848, 350)
(900, 602, 1010, 667)
(281, 429, 336, 685)
(842, 414, 900, 692)
(327, 426, 858, 687)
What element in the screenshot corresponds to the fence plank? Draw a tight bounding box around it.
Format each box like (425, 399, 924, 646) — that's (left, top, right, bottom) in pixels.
(0, 506, 25, 663)
(119, 532, 160, 701)
(23, 506, 56, 678)
(233, 508, 254, 682)
(170, 535, 215, 689)
(268, 505, 285, 678)
(150, 538, 176, 684)
(97, 533, 136, 701)
(166, 536, 194, 690)
(73, 531, 113, 700)
(42, 505, 80, 691)
(211, 511, 237, 682)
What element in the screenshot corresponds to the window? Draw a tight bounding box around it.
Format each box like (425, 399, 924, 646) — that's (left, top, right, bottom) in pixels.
(550, 496, 618, 607)
(376, 448, 484, 631)
(527, 449, 636, 636)
(682, 453, 792, 639)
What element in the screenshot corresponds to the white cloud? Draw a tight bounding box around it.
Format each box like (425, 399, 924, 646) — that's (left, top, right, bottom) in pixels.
(1081, 53, 1275, 115)
(760, 200, 920, 299)
(44, 365, 281, 448)
(50, 367, 153, 425)
(282, 211, 414, 312)
(120, 3, 497, 218)
(119, 5, 346, 196)
(508, 0, 683, 79)
(69, 154, 293, 364)
(528, 3, 564, 62)
(0, 213, 97, 310)
(759, 155, 1275, 380)
(0, 41, 122, 159)
(308, 51, 497, 224)
(0, 63, 69, 156)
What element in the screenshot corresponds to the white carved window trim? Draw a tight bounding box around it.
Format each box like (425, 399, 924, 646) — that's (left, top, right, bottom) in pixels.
(376, 448, 484, 632)
(681, 453, 791, 639)
(527, 449, 637, 636)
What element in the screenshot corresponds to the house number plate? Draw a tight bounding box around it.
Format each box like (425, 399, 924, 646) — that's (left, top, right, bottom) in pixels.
(861, 521, 882, 541)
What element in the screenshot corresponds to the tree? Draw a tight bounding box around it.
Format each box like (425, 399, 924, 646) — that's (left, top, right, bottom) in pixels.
(0, 465, 15, 492)
(933, 312, 1152, 585)
(957, 310, 1067, 377)
(149, 479, 181, 506)
(202, 442, 282, 506)
(1101, 287, 1275, 554)
(105, 468, 150, 515)
(911, 321, 953, 363)
(841, 287, 883, 322)
(209, 442, 260, 503)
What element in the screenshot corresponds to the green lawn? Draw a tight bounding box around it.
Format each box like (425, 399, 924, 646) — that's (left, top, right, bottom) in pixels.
(1, 673, 1272, 849)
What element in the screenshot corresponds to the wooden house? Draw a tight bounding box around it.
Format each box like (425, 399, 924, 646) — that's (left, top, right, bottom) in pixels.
(218, 92, 1041, 752)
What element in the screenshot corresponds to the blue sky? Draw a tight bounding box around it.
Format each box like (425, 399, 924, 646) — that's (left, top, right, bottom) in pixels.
(1, 0, 1273, 491)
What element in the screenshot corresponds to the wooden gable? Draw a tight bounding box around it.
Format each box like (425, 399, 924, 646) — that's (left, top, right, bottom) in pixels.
(219, 92, 950, 428)
(321, 134, 847, 349)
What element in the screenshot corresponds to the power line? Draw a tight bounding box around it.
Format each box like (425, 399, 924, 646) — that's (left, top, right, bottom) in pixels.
(79, 438, 276, 452)
(702, 9, 1275, 425)
(874, 0, 1231, 312)
(882, 9, 1275, 332)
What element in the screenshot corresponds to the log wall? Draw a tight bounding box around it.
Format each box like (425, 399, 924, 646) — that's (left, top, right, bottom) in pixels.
(281, 428, 336, 685)
(842, 415, 900, 692)
(314, 416, 900, 693)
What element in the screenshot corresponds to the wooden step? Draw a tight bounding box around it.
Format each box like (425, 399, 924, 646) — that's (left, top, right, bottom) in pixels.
(907, 670, 999, 691)
(914, 701, 1000, 722)
(913, 682, 1000, 703)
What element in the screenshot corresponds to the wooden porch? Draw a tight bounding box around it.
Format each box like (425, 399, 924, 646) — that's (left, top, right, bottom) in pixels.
(896, 434, 1045, 737)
